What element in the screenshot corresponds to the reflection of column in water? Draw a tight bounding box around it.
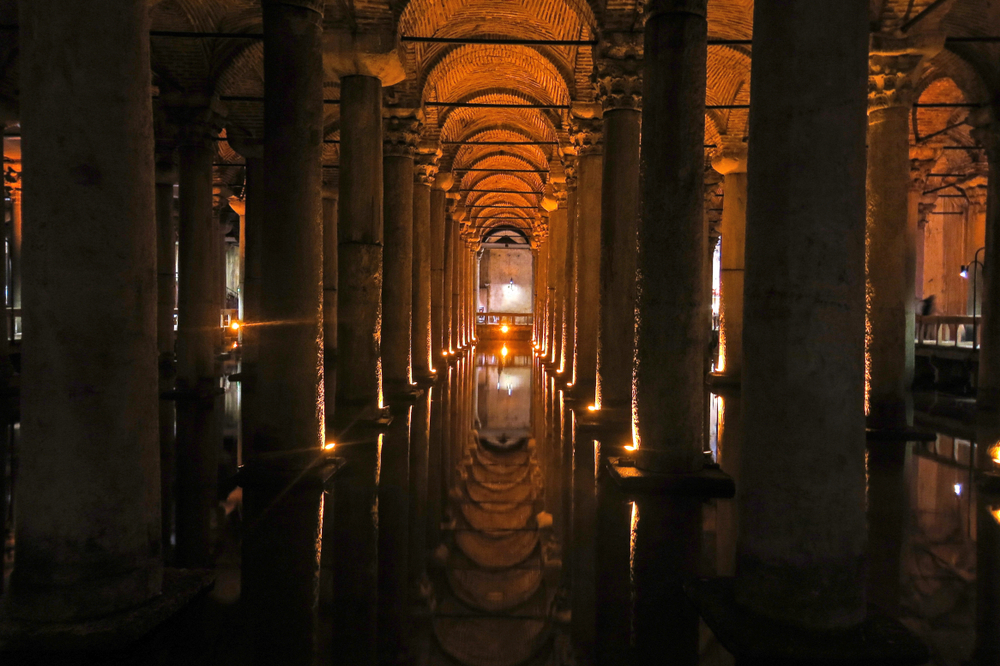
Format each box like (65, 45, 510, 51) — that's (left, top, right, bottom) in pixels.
(630, 497, 703, 666)
(409, 388, 432, 591)
(595, 471, 633, 666)
(439, 366, 452, 528)
(571, 430, 598, 659)
(866, 439, 911, 616)
(714, 389, 742, 576)
(377, 404, 412, 663)
(427, 372, 446, 552)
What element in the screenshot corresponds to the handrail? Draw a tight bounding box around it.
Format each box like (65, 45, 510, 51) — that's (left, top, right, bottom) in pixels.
(915, 314, 979, 349)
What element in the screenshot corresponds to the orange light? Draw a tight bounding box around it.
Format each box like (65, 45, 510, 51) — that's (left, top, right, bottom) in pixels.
(442, 351, 449, 357)
(501, 344, 508, 358)
(501, 324, 509, 333)
(230, 320, 241, 331)
(323, 441, 336, 451)
(232, 342, 238, 349)
(991, 506, 1000, 525)
(624, 444, 637, 452)
(587, 405, 598, 412)
(990, 444, 1000, 466)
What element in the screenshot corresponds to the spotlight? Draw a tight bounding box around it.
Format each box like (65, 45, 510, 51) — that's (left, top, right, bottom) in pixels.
(501, 324, 509, 334)
(230, 320, 241, 331)
(323, 441, 336, 451)
(960, 265, 969, 279)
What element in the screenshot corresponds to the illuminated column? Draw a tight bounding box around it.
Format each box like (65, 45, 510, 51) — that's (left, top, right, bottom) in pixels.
(9, 0, 161, 620)
(322, 185, 338, 418)
(563, 158, 578, 379)
(594, 33, 641, 420)
(382, 111, 419, 397)
(430, 173, 452, 358)
(570, 118, 603, 399)
(174, 107, 225, 569)
(443, 201, 457, 354)
(10, 166, 20, 314)
(865, 35, 941, 430)
(536, 234, 550, 353)
(413, 149, 439, 381)
(633, 0, 708, 472)
(241, 1, 326, 663)
(337, 74, 384, 420)
(711, 137, 747, 382)
(548, 189, 567, 367)
(732, 0, 870, 629)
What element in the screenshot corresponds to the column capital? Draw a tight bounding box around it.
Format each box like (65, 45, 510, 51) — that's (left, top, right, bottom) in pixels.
(594, 32, 643, 112)
(970, 105, 1000, 162)
(3, 158, 20, 203)
(868, 33, 944, 113)
(161, 96, 228, 149)
(563, 155, 578, 189)
(569, 116, 604, 156)
(433, 171, 454, 191)
(414, 146, 441, 186)
(383, 110, 422, 158)
(917, 201, 936, 229)
(711, 135, 748, 175)
(323, 27, 405, 86)
(909, 145, 940, 193)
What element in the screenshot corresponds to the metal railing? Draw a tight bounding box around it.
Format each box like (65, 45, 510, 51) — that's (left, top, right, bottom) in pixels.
(476, 312, 533, 327)
(915, 314, 979, 349)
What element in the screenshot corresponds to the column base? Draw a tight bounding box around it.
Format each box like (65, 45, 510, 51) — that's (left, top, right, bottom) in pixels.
(606, 457, 735, 498)
(686, 577, 928, 666)
(384, 385, 425, 404)
(0, 569, 214, 660)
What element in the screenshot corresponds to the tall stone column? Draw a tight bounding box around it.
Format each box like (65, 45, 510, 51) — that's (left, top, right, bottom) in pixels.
(8, 0, 161, 620)
(337, 74, 384, 419)
(9, 170, 20, 315)
(548, 193, 568, 367)
(443, 205, 457, 354)
(563, 161, 578, 378)
(633, 0, 707, 470)
(570, 119, 603, 401)
(174, 107, 225, 570)
(451, 224, 462, 351)
(594, 33, 642, 420)
(382, 111, 420, 397)
(331, 73, 386, 666)
(241, 1, 326, 663)
(536, 237, 549, 353)
(413, 149, 439, 382)
(710, 137, 747, 383)
(430, 174, 452, 358)
(735, 0, 870, 629)
(865, 35, 940, 430)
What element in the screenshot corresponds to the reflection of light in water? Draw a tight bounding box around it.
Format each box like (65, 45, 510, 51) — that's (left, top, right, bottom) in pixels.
(628, 500, 638, 647)
(501, 344, 508, 358)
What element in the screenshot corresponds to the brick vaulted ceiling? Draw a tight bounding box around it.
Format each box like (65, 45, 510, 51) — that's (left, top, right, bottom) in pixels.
(0, 0, 997, 241)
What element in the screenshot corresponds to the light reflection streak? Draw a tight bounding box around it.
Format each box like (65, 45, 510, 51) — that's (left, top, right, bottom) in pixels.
(629, 500, 638, 648)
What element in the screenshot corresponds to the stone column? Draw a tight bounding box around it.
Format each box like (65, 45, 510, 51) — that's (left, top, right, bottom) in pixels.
(413, 149, 439, 382)
(735, 0, 870, 629)
(382, 111, 420, 397)
(8, 0, 161, 620)
(9, 168, 20, 315)
(633, 0, 707, 471)
(711, 138, 747, 383)
(548, 193, 568, 367)
(241, 1, 326, 663)
(331, 74, 385, 666)
(430, 174, 452, 359)
(570, 119, 603, 401)
(174, 107, 225, 570)
(323, 186, 338, 418)
(594, 33, 642, 420)
(865, 35, 940, 430)
(443, 205, 457, 354)
(337, 74, 384, 419)
(450, 224, 462, 352)
(536, 236, 549, 354)
(563, 160, 578, 378)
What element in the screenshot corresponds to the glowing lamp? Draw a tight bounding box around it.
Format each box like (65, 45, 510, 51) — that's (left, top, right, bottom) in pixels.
(624, 444, 637, 452)
(501, 324, 509, 333)
(501, 344, 509, 358)
(990, 444, 1000, 466)
(954, 483, 963, 497)
(587, 405, 598, 412)
(230, 320, 241, 331)
(960, 265, 969, 279)
(992, 506, 1000, 526)
(323, 441, 336, 451)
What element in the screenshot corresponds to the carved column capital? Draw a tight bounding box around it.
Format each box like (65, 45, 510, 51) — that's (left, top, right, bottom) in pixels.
(570, 116, 604, 156)
(711, 135, 748, 175)
(564, 155, 578, 190)
(414, 147, 440, 186)
(917, 201, 935, 229)
(594, 32, 643, 111)
(383, 111, 422, 158)
(868, 33, 944, 113)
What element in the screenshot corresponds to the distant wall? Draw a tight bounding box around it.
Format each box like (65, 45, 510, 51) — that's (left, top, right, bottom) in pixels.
(478, 248, 533, 313)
